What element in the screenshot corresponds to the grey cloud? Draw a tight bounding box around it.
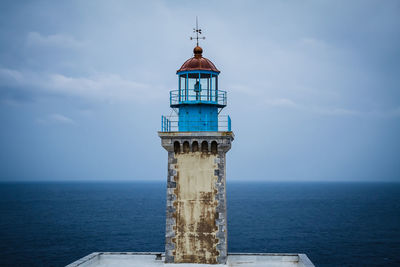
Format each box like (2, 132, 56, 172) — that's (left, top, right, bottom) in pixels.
(26, 32, 86, 49)
(263, 97, 400, 118)
(0, 68, 163, 103)
(36, 113, 76, 125)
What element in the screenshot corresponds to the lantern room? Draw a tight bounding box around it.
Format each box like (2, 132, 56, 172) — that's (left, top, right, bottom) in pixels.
(161, 45, 230, 132)
(171, 46, 226, 108)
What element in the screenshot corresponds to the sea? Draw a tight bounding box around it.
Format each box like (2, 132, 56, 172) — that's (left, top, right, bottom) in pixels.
(0, 182, 399, 267)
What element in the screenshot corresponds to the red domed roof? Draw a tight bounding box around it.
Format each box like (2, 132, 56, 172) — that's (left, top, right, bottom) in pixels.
(177, 46, 220, 73)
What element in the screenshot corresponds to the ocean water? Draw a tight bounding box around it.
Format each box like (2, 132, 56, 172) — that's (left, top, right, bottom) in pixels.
(0, 182, 399, 267)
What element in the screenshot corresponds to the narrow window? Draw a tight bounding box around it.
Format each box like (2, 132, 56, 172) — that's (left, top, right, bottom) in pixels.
(183, 141, 190, 153)
(180, 75, 186, 101)
(174, 141, 180, 154)
(201, 141, 208, 153)
(211, 141, 218, 154)
(192, 141, 199, 152)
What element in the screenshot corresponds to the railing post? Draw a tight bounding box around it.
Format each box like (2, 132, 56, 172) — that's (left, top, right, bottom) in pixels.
(186, 73, 188, 101)
(209, 73, 211, 101)
(178, 75, 181, 103)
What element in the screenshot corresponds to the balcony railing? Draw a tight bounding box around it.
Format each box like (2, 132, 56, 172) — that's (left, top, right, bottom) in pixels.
(161, 115, 231, 132)
(170, 89, 227, 107)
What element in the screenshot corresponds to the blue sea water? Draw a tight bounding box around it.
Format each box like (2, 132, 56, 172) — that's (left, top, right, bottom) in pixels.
(0, 182, 399, 267)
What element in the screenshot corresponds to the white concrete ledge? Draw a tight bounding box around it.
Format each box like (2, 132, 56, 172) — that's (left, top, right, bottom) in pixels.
(66, 252, 314, 267)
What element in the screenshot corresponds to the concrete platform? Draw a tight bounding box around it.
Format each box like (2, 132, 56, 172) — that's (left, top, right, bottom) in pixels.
(66, 252, 314, 267)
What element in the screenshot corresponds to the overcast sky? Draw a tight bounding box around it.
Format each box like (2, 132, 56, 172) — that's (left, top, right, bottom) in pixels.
(0, 0, 399, 182)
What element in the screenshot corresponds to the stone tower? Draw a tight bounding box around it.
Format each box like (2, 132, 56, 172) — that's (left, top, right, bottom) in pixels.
(159, 30, 233, 264)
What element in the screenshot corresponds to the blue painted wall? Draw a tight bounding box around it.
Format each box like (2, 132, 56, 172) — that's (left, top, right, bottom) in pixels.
(178, 104, 218, 131)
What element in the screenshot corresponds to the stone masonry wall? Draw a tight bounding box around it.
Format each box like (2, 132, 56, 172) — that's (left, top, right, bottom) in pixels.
(159, 132, 233, 264)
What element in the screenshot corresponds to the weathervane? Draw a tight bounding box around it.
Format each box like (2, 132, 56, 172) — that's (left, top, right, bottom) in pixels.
(190, 16, 205, 46)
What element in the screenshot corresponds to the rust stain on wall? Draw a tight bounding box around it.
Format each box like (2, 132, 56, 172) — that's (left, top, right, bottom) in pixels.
(173, 151, 219, 264)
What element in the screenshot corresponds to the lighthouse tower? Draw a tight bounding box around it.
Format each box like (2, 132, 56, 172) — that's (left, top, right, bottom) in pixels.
(67, 20, 315, 267)
(159, 23, 233, 265)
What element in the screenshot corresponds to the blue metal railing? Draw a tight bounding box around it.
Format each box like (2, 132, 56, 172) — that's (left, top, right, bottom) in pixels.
(161, 116, 171, 132)
(170, 89, 227, 107)
(160, 115, 231, 132)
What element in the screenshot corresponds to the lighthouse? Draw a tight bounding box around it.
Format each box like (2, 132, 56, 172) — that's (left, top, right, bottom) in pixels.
(67, 21, 315, 267)
(159, 22, 233, 264)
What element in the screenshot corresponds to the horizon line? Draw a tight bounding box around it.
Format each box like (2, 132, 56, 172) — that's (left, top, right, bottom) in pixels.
(0, 179, 399, 183)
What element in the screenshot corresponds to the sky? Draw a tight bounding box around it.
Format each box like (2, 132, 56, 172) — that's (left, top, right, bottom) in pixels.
(0, 0, 399, 182)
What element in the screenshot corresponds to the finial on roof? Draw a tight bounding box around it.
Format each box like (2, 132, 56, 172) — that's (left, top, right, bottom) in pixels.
(193, 46, 203, 58)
